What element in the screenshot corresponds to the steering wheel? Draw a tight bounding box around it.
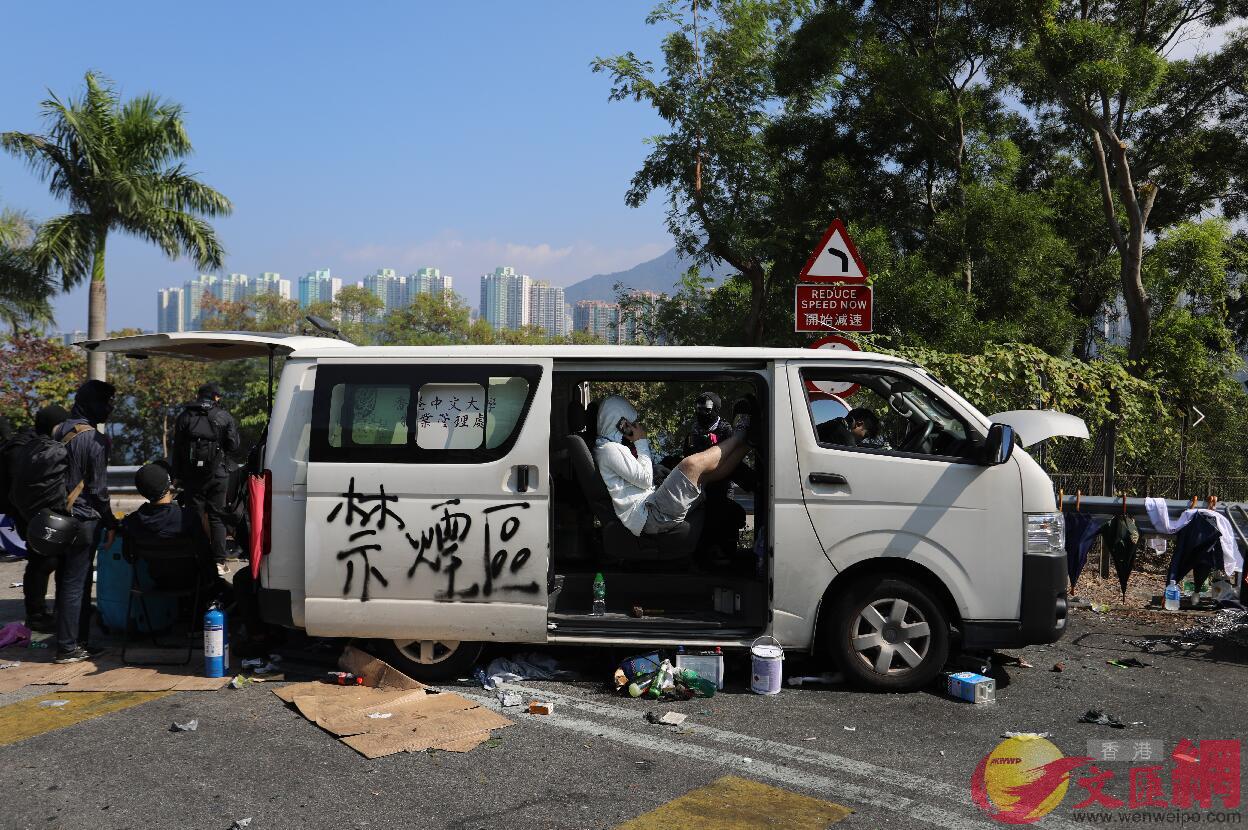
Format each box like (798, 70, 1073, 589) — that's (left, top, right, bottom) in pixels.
(900, 419, 934, 452)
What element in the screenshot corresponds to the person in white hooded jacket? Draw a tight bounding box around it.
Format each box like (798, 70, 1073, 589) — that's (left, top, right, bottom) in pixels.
(594, 394, 752, 537)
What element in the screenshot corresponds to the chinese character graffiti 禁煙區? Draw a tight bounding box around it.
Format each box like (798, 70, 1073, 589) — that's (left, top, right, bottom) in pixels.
(337, 529, 391, 602)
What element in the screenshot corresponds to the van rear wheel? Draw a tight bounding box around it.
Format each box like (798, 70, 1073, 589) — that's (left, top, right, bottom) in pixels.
(829, 575, 949, 692)
(379, 638, 483, 682)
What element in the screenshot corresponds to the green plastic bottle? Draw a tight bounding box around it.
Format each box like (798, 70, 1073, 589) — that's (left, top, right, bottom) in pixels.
(591, 572, 606, 616)
(677, 668, 717, 698)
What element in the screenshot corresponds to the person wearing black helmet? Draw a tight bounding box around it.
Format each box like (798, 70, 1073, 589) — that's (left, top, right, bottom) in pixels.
(173, 382, 240, 575)
(52, 380, 118, 663)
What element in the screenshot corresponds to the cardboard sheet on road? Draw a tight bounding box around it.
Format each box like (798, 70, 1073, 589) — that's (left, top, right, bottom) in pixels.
(273, 645, 512, 758)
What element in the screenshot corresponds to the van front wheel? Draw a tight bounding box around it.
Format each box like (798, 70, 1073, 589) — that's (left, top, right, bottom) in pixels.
(379, 639, 483, 682)
(829, 575, 949, 692)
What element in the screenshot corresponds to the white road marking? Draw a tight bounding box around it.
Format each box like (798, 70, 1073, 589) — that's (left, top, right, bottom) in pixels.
(462, 689, 994, 830)
(464, 684, 1083, 830)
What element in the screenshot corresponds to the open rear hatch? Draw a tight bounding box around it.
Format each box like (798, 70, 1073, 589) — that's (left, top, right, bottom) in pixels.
(79, 330, 355, 362)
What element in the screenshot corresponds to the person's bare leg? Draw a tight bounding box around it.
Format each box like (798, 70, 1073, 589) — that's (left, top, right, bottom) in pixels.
(676, 431, 747, 488)
(700, 440, 751, 485)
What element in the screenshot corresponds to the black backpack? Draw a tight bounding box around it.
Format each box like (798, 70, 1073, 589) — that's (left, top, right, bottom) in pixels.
(0, 430, 35, 516)
(11, 424, 95, 525)
(178, 405, 224, 480)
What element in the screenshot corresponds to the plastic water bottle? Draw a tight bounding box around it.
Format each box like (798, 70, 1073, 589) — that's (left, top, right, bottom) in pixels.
(591, 572, 606, 616)
(1164, 580, 1181, 612)
(204, 601, 229, 677)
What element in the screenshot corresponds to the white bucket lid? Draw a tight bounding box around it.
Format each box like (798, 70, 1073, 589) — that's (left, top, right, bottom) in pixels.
(752, 645, 784, 659)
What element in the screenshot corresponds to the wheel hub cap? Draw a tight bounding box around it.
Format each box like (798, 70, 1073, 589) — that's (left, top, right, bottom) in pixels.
(850, 598, 932, 676)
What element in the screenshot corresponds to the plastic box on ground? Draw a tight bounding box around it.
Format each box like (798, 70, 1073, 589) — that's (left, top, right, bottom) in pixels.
(676, 648, 725, 690)
(946, 671, 995, 704)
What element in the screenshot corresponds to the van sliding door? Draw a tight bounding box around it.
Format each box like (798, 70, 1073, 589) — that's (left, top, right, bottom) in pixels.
(301, 358, 553, 642)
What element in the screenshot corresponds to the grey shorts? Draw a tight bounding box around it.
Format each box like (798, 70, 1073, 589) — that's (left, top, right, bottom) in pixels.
(641, 467, 702, 534)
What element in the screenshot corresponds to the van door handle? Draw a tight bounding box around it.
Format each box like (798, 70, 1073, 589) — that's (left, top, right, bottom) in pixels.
(809, 472, 848, 486)
(515, 465, 531, 493)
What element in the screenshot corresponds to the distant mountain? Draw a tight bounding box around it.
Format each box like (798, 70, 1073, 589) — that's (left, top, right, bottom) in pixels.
(563, 247, 732, 305)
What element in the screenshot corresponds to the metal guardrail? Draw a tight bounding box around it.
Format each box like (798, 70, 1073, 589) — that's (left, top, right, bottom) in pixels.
(107, 465, 140, 494)
(1060, 495, 1248, 560)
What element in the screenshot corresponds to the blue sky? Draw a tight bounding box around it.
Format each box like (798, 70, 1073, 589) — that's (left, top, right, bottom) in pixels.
(0, 1, 674, 332)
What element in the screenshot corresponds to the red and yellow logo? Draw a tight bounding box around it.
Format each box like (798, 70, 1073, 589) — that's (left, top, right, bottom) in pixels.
(971, 735, 1087, 824)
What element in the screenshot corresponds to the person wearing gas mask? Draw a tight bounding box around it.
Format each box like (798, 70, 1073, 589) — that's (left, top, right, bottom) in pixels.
(680, 392, 755, 563)
(51, 380, 118, 663)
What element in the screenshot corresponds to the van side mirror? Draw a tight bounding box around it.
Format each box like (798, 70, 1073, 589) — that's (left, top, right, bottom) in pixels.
(983, 423, 1016, 466)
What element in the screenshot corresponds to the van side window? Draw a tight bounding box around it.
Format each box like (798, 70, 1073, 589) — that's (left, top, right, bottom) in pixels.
(800, 369, 978, 461)
(312, 364, 541, 463)
(328, 384, 410, 447)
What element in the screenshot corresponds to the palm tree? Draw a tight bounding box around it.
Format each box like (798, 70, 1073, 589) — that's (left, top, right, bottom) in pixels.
(2, 72, 232, 380)
(0, 206, 55, 331)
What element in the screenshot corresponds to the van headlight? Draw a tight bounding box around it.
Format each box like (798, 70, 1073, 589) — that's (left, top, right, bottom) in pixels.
(1025, 512, 1065, 556)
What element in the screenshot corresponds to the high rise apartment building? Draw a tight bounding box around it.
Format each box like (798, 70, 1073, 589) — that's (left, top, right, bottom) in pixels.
(410, 267, 453, 299)
(251, 272, 292, 300)
(363, 268, 406, 318)
(573, 300, 623, 344)
(157, 287, 184, 333)
(529, 280, 569, 339)
(480, 266, 530, 331)
(298, 269, 341, 308)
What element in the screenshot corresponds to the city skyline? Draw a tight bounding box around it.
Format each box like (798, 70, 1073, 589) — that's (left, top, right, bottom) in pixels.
(152, 263, 649, 343)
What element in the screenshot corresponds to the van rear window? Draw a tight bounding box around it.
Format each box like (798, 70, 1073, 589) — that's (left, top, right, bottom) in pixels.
(312, 364, 540, 463)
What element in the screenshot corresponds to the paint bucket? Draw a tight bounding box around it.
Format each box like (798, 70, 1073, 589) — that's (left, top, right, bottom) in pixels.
(750, 635, 784, 695)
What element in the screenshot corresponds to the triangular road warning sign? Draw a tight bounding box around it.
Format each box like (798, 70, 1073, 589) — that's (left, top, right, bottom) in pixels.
(799, 218, 869, 283)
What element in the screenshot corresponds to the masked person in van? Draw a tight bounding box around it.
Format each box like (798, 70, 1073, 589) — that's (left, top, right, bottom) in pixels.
(594, 395, 752, 537)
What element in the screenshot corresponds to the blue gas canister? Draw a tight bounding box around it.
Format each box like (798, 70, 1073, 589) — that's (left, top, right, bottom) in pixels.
(203, 602, 229, 678)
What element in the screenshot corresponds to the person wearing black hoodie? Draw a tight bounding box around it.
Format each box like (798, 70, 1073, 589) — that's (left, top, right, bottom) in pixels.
(122, 462, 223, 600)
(173, 382, 239, 575)
(51, 380, 118, 663)
(4, 405, 71, 630)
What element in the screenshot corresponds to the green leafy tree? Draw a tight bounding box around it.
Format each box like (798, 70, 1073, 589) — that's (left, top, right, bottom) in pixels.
(0, 331, 79, 426)
(1004, 0, 1248, 365)
(334, 284, 384, 344)
(594, 0, 813, 345)
(106, 328, 205, 462)
(0, 206, 58, 330)
(2, 72, 232, 380)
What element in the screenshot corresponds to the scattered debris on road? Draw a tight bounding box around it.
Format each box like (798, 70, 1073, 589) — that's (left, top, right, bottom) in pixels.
(528, 700, 554, 716)
(496, 688, 523, 707)
(1106, 658, 1150, 669)
(1002, 731, 1052, 739)
(1078, 709, 1127, 728)
(946, 671, 996, 704)
(170, 719, 199, 732)
(645, 710, 686, 726)
(38, 699, 68, 708)
(1051, 662, 1065, 672)
(228, 818, 252, 830)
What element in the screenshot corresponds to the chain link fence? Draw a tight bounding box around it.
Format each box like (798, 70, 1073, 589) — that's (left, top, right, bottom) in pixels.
(1043, 408, 1248, 502)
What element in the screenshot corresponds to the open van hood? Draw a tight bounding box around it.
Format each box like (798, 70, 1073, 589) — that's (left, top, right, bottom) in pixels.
(79, 331, 355, 362)
(988, 410, 1089, 447)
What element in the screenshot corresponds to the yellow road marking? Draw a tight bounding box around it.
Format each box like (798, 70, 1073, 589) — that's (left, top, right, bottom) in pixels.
(0, 691, 171, 746)
(616, 774, 852, 829)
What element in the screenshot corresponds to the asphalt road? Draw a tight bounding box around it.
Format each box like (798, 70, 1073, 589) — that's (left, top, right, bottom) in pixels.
(1, 559, 1246, 830)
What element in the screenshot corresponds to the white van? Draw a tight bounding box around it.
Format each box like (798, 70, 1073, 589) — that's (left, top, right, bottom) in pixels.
(86, 332, 1084, 691)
